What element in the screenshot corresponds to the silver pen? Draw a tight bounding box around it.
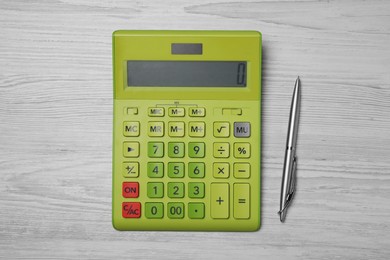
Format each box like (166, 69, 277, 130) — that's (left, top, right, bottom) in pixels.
(279, 77, 301, 222)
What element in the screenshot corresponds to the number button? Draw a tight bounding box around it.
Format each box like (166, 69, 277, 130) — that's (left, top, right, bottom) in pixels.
(213, 163, 230, 178)
(122, 162, 139, 178)
(188, 162, 205, 178)
(213, 122, 230, 137)
(234, 163, 251, 178)
(148, 121, 164, 137)
(168, 202, 184, 219)
(188, 142, 205, 158)
(147, 162, 164, 178)
(188, 122, 205, 137)
(188, 203, 205, 219)
(168, 142, 185, 158)
(168, 162, 185, 178)
(188, 182, 205, 198)
(148, 142, 164, 158)
(123, 121, 140, 137)
(145, 202, 164, 219)
(168, 121, 185, 137)
(168, 182, 184, 198)
(147, 182, 164, 198)
(234, 143, 251, 158)
(213, 142, 230, 158)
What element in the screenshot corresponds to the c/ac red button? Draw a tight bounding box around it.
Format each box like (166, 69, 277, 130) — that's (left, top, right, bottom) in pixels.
(122, 182, 139, 198)
(122, 202, 141, 218)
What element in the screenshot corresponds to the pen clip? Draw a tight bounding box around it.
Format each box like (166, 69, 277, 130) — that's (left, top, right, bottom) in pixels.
(278, 156, 297, 215)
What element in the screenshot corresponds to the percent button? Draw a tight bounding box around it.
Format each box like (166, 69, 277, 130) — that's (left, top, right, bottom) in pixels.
(233, 143, 251, 158)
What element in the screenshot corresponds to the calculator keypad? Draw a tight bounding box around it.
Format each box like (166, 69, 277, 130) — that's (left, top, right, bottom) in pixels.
(118, 104, 256, 224)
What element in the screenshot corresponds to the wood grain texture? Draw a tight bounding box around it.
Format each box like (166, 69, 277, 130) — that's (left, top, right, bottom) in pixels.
(0, 0, 389, 259)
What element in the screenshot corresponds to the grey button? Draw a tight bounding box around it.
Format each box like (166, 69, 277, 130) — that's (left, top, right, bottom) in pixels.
(234, 122, 251, 137)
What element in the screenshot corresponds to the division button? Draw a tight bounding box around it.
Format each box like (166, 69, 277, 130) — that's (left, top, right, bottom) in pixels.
(213, 142, 230, 158)
(210, 183, 229, 219)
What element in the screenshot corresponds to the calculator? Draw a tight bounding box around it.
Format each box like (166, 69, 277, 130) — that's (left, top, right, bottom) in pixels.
(112, 30, 261, 231)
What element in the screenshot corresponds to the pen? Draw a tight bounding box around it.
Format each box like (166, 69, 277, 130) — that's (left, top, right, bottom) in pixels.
(279, 77, 301, 222)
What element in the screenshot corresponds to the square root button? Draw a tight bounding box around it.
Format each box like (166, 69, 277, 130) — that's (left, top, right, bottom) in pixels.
(234, 122, 250, 137)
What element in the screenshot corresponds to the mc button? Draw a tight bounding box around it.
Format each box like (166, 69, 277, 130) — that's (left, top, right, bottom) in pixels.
(123, 121, 140, 137)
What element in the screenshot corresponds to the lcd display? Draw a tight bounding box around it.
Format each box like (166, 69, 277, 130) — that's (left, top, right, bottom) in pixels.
(127, 61, 247, 87)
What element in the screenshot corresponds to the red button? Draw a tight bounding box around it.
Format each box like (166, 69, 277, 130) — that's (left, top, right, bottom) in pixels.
(122, 202, 141, 218)
(122, 182, 139, 198)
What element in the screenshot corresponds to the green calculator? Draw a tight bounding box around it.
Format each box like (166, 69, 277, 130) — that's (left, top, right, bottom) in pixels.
(112, 30, 261, 231)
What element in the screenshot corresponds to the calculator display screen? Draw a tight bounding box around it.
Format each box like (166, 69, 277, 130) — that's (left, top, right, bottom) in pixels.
(127, 61, 247, 87)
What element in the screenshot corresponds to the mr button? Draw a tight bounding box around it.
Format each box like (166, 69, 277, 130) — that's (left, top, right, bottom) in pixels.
(234, 122, 251, 138)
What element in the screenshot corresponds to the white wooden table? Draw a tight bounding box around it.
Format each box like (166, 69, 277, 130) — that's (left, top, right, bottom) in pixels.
(1, 1, 389, 259)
